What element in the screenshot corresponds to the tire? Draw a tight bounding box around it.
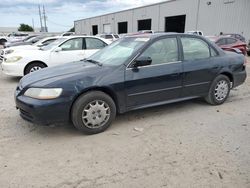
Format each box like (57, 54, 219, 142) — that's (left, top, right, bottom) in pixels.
(24, 62, 46, 75)
(0, 39, 7, 45)
(205, 75, 230, 105)
(71, 91, 116, 134)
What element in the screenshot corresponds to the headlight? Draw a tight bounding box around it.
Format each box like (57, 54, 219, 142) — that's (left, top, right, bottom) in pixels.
(5, 56, 22, 63)
(5, 49, 14, 55)
(24, 88, 63, 99)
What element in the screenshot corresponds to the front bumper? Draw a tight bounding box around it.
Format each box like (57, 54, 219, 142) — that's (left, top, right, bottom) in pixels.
(1, 62, 25, 77)
(15, 93, 72, 125)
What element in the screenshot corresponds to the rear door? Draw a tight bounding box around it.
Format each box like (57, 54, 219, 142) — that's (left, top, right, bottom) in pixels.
(181, 36, 219, 97)
(125, 37, 183, 108)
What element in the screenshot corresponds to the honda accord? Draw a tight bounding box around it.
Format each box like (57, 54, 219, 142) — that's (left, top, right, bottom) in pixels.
(15, 33, 247, 134)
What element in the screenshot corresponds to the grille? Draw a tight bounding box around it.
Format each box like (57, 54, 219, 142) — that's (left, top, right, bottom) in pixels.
(20, 109, 33, 120)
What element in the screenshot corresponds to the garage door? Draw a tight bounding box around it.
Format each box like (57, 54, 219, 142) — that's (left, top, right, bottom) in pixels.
(103, 24, 111, 33)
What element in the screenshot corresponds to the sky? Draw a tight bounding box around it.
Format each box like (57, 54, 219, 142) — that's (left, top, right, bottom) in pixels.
(0, 0, 165, 32)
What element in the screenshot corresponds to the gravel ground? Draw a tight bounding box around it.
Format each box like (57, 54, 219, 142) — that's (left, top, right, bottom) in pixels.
(0, 57, 250, 188)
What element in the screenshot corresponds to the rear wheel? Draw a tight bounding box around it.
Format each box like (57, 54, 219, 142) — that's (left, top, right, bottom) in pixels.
(71, 91, 116, 134)
(24, 62, 46, 75)
(205, 75, 230, 105)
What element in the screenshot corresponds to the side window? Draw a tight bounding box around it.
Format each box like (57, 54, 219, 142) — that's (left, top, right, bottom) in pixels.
(85, 38, 107, 49)
(181, 37, 210, 61)
(216, 39, 226, 45)
(42, 39, 56, 46)
(226, 38, 237, 45)
(60, 38, 83, 51)
(139, 37, 178, 65)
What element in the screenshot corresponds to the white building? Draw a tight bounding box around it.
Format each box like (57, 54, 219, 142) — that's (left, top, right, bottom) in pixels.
(74, 0, 250, 41)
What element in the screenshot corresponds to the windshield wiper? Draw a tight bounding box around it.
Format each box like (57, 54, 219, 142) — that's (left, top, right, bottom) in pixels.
(82, 58, 102, 66)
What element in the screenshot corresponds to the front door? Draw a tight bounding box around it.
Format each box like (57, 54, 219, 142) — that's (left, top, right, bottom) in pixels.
(49, 37, 85, 67)
(125, 37, 183, 109)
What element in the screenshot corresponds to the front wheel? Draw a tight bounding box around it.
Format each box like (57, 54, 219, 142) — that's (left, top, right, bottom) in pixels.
(24, 62, 46, 75)
(205, 75, 230, 105)
(71, 91, 116, 134)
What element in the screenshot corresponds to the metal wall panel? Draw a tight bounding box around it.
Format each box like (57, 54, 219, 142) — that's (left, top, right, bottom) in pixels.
(74, 0, 250, 41)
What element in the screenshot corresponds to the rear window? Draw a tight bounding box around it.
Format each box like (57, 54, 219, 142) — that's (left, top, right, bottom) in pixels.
(104, 35, 113, 39)
(114, 35, 119, 38)
(226, 38, 237, 45)
(216, 39, 227, 45)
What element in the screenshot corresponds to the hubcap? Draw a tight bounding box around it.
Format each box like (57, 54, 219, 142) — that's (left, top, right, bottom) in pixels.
(82, 100, 110, 129)
(214, 80, 229, 101)
(30, 66, 42, 73)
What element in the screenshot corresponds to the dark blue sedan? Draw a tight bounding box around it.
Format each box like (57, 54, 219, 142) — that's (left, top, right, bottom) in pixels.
(15, 33, 247, 134)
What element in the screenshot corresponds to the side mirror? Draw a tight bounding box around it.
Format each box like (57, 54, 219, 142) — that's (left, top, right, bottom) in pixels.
(54, 47, 62, 52)
(133, 56, 152, 68)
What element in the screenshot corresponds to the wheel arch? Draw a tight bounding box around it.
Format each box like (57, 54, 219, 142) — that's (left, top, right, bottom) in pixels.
(220, 71, 234, 86)
(24, 61, 48, 75)
(69, 87, 120, 122)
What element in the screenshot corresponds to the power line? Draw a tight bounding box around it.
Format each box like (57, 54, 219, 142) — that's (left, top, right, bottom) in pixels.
(46, 18, 72, 28)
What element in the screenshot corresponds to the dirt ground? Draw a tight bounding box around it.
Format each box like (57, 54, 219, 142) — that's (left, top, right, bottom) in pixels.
(0, 57, 250, 188)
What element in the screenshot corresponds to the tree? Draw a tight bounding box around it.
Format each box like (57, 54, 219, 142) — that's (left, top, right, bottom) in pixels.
(18, 24, 34, 32)
(68, 27, 75, 32)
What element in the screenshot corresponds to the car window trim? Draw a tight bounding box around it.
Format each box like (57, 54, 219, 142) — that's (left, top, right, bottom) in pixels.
(127, 36, 180, 69)
(126, 60, 182, 70)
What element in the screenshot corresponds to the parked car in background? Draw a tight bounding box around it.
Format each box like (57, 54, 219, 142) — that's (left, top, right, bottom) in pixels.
(186, 30, 204, 36)
(222, 33, 246, 43)
(247, 40, 250, 56)
(4, 35, 56, 48)
(1, 36, 111, 76)
(125, 30, 155, 37)
(14, 33, 247, 134)
(61, 32, 75, 36)
(7, 32, 29, 43)
(97, 34, 120, 42)
(0, 36, 60, 58)
(207, 36, 247, 55)
(0, 33, 8, 45)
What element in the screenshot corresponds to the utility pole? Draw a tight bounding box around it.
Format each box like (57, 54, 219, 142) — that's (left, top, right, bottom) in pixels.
(32, 18, 35, 31)
(38, 5, 43, 32)
(195, 0, 201, 31)
(43, 5, 48, 32)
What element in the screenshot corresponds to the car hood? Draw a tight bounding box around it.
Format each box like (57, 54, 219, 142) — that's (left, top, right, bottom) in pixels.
(19, 61, 116, 88)
(7, 41, 30, 47)
(5, 48, 48, 58)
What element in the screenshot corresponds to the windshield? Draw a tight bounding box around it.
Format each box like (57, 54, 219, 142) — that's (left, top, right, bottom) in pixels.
(40, 38, 65, 51)
(87, 37, 150, 66)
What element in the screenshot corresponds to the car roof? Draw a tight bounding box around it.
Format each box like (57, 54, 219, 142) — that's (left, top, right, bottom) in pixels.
(124, 33, 204, 39)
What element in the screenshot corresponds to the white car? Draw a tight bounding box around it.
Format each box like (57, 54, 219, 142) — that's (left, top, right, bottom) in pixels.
(1, 36, 60, 57)
(0, 33, 8, 45)
(1, 36, 111, 76)
(97, 34, 120, 42)
(186, 30, 204, 36)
